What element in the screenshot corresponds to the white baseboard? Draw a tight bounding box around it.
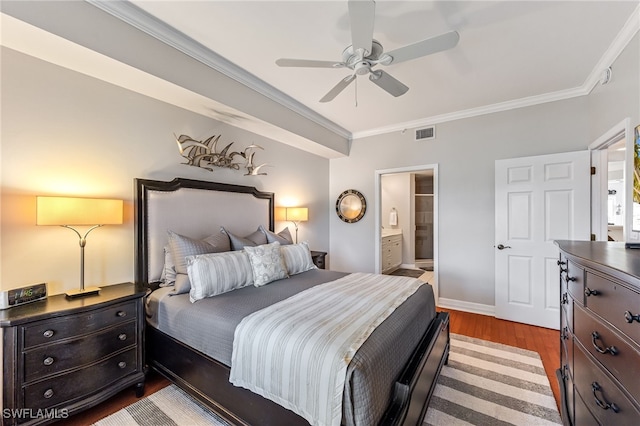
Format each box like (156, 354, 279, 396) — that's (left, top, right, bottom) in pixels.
(437, 297, 495, 317)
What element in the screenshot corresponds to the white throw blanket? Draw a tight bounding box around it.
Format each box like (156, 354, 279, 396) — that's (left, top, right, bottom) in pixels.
(229, 272, 425, 426)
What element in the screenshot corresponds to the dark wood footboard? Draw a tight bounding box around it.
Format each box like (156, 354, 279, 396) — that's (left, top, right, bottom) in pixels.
(379, 311, 450, 425)
(146, 311, 450, 426)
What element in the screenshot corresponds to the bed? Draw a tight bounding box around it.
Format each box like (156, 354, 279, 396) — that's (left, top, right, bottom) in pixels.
(134, 177, 449, 426)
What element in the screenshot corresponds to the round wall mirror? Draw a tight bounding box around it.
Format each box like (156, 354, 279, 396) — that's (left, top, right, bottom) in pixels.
(336, 189, 366, 223)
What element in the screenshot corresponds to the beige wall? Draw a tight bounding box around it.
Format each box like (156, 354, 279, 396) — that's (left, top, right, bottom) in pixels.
(0, 47, 331, 295)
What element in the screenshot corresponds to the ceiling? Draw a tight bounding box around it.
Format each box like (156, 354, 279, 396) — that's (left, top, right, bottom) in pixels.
(1, 0, 638, 156)
(126, 0, 638, 136)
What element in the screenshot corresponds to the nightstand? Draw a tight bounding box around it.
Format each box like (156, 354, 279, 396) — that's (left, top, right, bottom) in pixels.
(310, 251, 327, 269)
(0, 283, 146, 425)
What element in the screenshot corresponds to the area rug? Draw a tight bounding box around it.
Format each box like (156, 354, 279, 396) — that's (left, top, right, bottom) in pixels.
(389, 268, 425, 278)
(94, 334, 560, 426)
(424, 334, 561, 425)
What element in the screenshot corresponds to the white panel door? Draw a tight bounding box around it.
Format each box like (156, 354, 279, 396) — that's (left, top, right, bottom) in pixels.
(495, 151, 590, 329)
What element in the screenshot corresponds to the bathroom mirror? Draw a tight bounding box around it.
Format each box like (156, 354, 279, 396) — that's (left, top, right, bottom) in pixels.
(336, 189, 366, 223)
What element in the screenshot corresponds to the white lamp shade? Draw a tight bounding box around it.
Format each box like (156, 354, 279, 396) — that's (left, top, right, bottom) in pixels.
(285, 207, 308, 222)
(36, 196, 123, 226)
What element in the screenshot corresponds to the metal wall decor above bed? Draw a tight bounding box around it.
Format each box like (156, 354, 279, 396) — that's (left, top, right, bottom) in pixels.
(174, 134, 269, 176)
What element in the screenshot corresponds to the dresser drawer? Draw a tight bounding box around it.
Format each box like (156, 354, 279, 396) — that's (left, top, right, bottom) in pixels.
(561, 298, 573, 334)
(574, 344, 640, 425)
(22, 301, 137, 349)
(561, 321, 574, 377)
(584, 272, 640, 344)
(574, 305, 640, 404)
(23, 348, 138, 410)
(560, 353, 575, 425)
(566, 260, 585, 306)
(574, 391, 599, 426)
(23, 321, 137, 383)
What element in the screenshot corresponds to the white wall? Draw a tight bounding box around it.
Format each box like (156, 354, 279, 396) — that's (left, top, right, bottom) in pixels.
(330, 32, 640, 310)
(0, 47, 331, 295)
(330, 98, 591, 307)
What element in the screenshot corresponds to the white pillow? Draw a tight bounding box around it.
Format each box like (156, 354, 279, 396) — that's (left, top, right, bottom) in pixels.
(244, 242, 289, 287)
(186, 251, 254, 303)
(281, 242, 317, 275)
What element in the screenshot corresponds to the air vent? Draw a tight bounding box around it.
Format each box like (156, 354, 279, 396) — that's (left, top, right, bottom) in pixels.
(415, 126, 435, 141)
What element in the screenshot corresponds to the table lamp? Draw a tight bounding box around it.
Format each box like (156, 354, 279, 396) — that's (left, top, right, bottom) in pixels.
(285, 207, 308, 244)
(36, 196, 123, 298)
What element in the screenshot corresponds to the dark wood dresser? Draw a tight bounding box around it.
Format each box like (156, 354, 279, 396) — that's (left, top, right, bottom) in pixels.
(0, 283, 145, 425)
(556, 241, 640, 425)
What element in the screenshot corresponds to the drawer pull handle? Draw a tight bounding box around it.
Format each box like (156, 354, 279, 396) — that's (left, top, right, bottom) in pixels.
(118, 361, 127, 369)
(43, 356, 54, 366)
(591, 382, 620, 413)
(591, 332, 618, 355)
(561, 293, 568, 305)
(566, 276, 577, 282)
(118, 333, 127, 341)
(43, 330, 54, 338)
(557, 260, 567, 273)
(117, 311, 127, 318)
(43, 389, 54, 399)
(624, 310, 640, 323)
(585, 287, 599, 297)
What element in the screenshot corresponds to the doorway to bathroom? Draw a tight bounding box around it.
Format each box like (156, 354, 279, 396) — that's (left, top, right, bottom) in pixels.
(375, 164, 438, 300)
(414, 172, 434, 271)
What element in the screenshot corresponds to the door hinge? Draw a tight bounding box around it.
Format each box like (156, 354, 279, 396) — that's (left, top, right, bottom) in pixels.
(591, 166, 596, 175)
(591, 234, 596, 241)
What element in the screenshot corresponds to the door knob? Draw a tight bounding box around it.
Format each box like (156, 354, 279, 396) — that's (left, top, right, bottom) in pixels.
(496, 244, 511, 250)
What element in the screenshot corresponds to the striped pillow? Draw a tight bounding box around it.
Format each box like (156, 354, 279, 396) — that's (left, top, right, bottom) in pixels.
(186, 251, 254, 303)
(281, 242, 317, 275)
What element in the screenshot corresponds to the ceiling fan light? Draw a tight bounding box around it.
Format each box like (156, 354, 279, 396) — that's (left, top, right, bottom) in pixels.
(355, 62, 370, 75)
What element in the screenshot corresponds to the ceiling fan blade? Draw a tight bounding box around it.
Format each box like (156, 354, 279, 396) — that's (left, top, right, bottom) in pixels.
(276, 58, 345, 68)
(348, 0, 375, 56)
(369, 70, 409, 97)
(383, 31, 460, 65)
(320, 75, 356, 103)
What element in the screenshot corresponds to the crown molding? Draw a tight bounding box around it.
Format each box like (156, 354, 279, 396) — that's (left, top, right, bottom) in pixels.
(582, 2, 640, 93)
(86, 0, 351, 141)
(351, 86, 588, 139)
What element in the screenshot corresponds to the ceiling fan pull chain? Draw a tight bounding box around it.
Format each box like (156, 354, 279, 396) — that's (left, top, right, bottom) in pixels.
(355, 76, 358, 107)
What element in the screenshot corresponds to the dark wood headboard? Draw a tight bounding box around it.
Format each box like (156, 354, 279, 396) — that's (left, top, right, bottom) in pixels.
(134, 178, 274, 286)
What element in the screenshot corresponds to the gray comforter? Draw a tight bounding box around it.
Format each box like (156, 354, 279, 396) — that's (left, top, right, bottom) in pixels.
(146, 269, 436, 426)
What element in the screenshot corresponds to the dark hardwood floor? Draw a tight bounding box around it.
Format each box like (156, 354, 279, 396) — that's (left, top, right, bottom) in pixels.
(59, 309, 560, 424)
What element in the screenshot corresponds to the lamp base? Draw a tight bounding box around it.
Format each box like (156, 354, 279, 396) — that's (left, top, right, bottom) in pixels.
(66, 286, 101, 298)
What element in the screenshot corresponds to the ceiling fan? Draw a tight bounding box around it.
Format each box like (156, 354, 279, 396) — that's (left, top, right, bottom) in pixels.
(275, 0, 460, 103)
